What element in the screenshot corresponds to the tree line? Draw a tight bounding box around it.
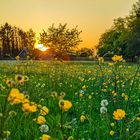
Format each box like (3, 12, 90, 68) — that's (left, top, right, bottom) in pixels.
(0, 23, 36, 59)
(0, 23, 94, 60)
(97, 0, 140, 61)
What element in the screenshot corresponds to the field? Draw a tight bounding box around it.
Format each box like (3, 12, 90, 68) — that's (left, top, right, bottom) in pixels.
(0, 58, 140, 140)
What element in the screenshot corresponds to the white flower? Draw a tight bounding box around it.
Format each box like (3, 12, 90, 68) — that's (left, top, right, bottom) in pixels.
(79, 90, 84, 94)
(39, 124, 49, 133)
(101, 99, 108, 107)
(100, 106, 107, 114)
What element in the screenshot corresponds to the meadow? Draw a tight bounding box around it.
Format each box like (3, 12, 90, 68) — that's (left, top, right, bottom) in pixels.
(0, 56, 140, 140)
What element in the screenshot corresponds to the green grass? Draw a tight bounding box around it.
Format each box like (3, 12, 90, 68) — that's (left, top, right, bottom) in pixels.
(0, 60, 140, 140)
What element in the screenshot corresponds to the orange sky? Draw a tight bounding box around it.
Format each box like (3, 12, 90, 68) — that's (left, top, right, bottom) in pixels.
(0, 0, 137, 48)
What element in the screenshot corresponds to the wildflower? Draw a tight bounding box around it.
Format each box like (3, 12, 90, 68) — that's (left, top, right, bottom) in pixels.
(80, 115, 86, 122)
(22, 98, 30, 104)
(51, 91, 57, 97)
(9, 111, 17, 116)
(82, 85, 86, 89)
(79, 90, 84, 94)
(15, 55, 20, 60)
(98, 57, 104, 64)
(15, 74, 24, 83)
(22, 103, 37, 113)
(110, 123, 115, 127)
(19, 80, 24, 86)
(40, 106, 49, 116)
(39, 125, 49, 133)
(112, 90, 117, 96)
(112, 55, 123, 62)
(110, 130, 115, 136)
(60, 92, 66, 98)
(121, 93, 125, 97)
(136, 117, 140, 121)
(37, 116, 46, 124)
(24, 76, 29, 82)
(113, 109, 125, 120)
(41, 134, 51, 140)
(6, 79, 15, 87)
(8, 88, 25, 105)
(79, 93, 83, 97)
(100, 106, 107, 114)
(59, 100, 72, 111)
(101, 99, 108, 107)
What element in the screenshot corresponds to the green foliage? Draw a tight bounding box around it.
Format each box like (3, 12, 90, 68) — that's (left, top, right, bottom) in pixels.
(97, 0, 140, 60)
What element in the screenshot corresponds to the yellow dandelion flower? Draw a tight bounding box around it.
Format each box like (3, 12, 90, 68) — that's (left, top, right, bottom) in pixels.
(80, 115, 86, 123)
(40, 106, 49, 116)
(82, 85, 86, 89)
(59, 100, 72, 111)
(110, 130, 115, 136)
(122, 93, 125, 97)
(98, 57, 104, 64)
(136, 117, 140, 121)
(37, 116, 46, 124)
(79, 93, 83, 97)
(41, 134, 51, 140)
(113, 109, 126, 120)
(15, 55, 20, 60)
(8, 88, 25, 105)
(22, 103, 37, 113)
(112, 55, 123, 62)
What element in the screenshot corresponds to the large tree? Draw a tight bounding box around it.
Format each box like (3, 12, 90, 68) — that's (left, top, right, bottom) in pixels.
(97, 0, 140, 61)
(39, 23, 82, 59)
(97, 17, 127, 57)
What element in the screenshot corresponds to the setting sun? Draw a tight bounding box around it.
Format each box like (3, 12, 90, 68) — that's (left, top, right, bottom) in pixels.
(35, 44, 49, 52)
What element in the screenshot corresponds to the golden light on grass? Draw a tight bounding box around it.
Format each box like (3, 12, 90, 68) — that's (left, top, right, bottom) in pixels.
(35, 44, 49, 52)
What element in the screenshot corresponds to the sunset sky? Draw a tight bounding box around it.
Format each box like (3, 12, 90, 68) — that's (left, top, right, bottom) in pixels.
(0, 0, 137, 48)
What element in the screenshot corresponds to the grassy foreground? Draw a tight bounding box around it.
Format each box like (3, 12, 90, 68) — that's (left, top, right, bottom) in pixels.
(0, 59, 140, 140)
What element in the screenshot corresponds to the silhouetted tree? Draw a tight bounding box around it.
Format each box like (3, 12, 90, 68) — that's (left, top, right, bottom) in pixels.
(0, 23, 12, 57)
(39, 23, 82, 60)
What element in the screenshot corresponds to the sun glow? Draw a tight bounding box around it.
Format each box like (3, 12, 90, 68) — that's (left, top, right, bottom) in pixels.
(35, 44, 49, 52)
